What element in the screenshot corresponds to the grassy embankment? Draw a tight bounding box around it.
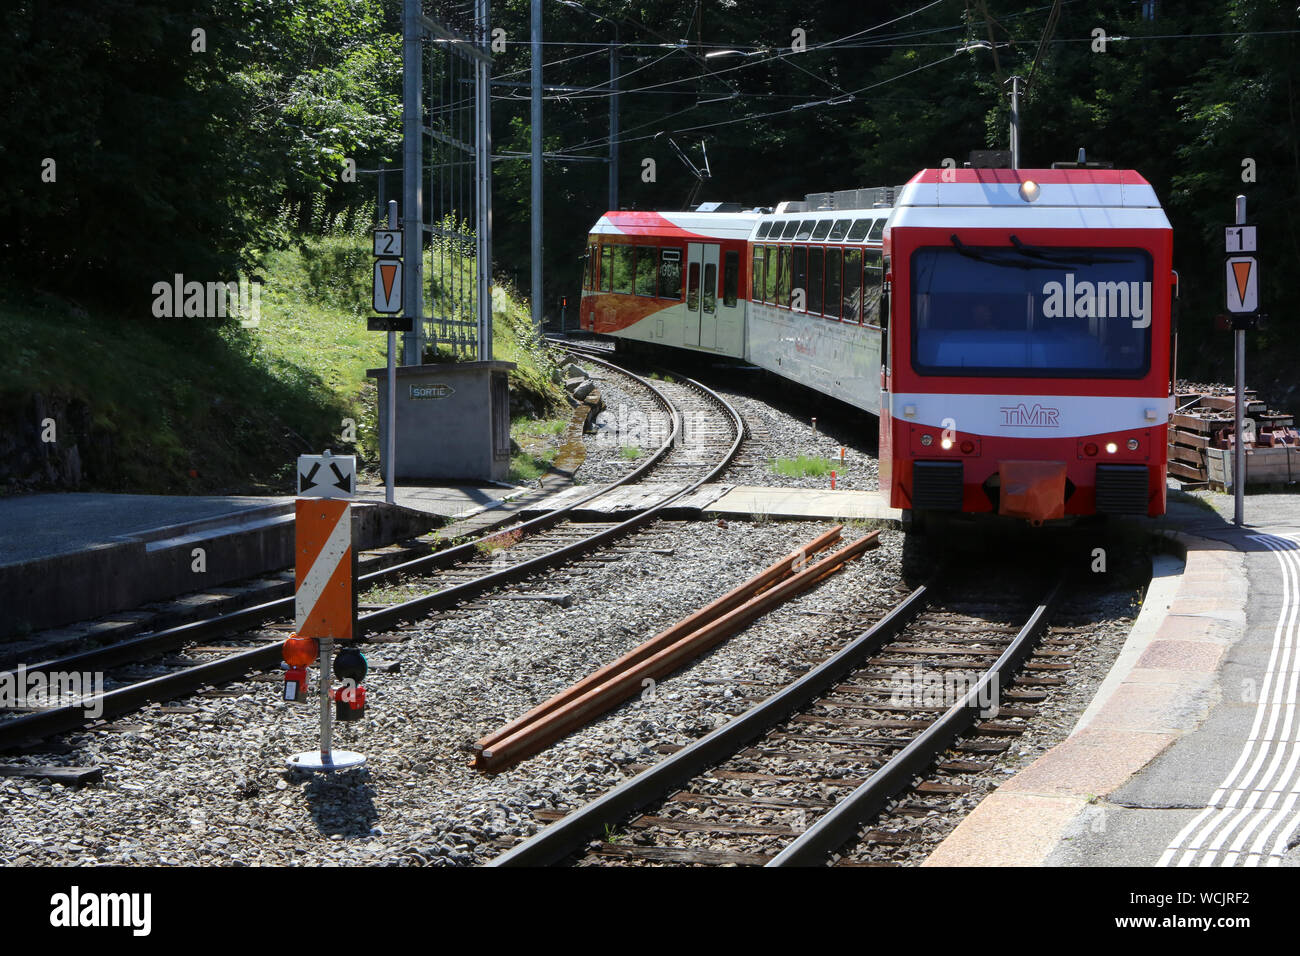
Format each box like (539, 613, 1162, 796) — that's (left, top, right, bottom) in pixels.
(0, 228, 567, 494)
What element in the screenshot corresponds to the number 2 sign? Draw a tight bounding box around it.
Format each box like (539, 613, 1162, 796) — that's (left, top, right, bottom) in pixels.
(373, 229, 403, 258)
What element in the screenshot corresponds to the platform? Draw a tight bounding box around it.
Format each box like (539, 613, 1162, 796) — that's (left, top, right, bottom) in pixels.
(0, 493, 293, 568)
(354, 482, 530, 520)
(0, 492, 432, 640)
(924, 490, 1300, 867)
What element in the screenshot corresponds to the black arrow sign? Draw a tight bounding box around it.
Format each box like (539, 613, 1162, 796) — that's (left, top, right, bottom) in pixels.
(330, 461, 351, 492)
(299, 462, 321, 491)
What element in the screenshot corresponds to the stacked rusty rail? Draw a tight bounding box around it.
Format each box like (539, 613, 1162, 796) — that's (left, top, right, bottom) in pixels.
(1169, 384, 1297, 487)
(472, 527, 879, 771)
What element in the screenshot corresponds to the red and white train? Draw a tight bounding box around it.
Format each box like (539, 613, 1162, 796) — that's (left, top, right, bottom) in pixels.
(578, 165, 1175, 527)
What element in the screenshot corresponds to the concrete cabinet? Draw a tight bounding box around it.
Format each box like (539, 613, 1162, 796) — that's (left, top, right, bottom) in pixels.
(368, 361, 514, 483)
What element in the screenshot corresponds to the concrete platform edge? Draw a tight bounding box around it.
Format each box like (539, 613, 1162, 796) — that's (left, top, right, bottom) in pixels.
(923, 529, 1248, 867)
(1, 499, 435, 638)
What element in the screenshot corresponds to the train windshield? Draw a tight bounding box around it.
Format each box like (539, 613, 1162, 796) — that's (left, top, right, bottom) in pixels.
(910, 246, 1152, 378)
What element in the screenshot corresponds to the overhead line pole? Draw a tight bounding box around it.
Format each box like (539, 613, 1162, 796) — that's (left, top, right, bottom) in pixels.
(1007, 74, 1022, 169)
(476, 0, 494, 361)
(609, 27, 619, 210)
(402, 0, 424, 365)
(530, 0, 543, 333)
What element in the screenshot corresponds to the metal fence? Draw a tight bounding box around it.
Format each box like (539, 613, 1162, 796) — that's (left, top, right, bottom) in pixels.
(403, 0, 493, 363)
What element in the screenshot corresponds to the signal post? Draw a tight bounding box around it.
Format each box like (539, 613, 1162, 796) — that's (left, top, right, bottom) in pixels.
(284, 450, 368, 772)
(1223, 197, 1262, 527)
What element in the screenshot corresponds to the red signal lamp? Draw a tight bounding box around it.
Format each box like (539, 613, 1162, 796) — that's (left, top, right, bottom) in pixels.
(283, 635, 320, 667)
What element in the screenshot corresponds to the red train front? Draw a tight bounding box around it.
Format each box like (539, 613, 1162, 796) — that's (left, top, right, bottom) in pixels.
(880, 166, 1175, 526)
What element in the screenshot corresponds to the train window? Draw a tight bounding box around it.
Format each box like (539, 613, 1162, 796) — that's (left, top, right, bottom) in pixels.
(807, 247, 823, 315)
(583, 248, 591, 290)
(791, 246, 807, 310)
(795, 219, 815, 240)
(909, 246, 1152, 377)
(703, 263, 718, 314)
(686, 262, 700, 312)
(612, 245, 634, 294)
(824, 248, 842, 319)
(751, 246, 764, 301)
(756, 222, 772, 239)
(635, 246, 657, 296)
(842, 249, 863, 322)
(589, 245, 598, 290)
(724, 251, 739, 307)
(847, 219, 872, 242)
(765, 244, 780, 303)
(828, 219, 851, 241)
(778, 246, 792, 305)
(601, 246, 613, 292)
(781, 220, 800, 239)
(659, 248, 683, 299)
(811, 220, 832, 240)
(868, 219, 886, 242)
(863, 250, 884, 324)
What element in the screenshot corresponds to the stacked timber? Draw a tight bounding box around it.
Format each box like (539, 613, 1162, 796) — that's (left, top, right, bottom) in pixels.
(1168, 382, 1298, 488)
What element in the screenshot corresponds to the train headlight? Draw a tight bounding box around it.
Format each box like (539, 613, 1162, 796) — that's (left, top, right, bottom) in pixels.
(1105, 442, 1118, 454)
(940, 438, 953, 449)
(1083, 442, 1098, 457)
(1127, 438, 1139, 451)
(1019, 180, 1041, 202)
(921, 434, 933, 446)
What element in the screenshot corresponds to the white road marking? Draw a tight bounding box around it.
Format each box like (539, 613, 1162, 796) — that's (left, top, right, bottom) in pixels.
(1158, 533, 1300, 866)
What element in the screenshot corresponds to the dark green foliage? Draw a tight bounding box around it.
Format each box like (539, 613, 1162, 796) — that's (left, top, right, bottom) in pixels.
(1, 0, 1296, 397)
(0, 0, 401, 313)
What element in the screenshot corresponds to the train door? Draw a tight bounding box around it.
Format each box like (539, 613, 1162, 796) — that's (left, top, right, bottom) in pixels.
(684, 242, 720, 348)
(716, 248, 743, 355)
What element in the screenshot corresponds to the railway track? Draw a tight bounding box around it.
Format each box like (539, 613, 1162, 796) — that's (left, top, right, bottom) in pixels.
(488, 568, 1070, 867)
(0, 350, 743, 754)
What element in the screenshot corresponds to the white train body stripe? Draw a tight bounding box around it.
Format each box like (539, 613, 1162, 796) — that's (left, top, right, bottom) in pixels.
(888, 392, 1172, 439)
(888, 205, 1171, 232)
(898, 180, 1162, 209)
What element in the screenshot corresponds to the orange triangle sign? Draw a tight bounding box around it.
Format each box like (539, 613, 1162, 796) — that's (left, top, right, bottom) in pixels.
(1232, 259, 1252, 303)
(380, 263, 398, 300)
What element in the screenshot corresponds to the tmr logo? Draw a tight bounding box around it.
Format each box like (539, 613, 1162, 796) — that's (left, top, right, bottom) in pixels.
(1000, 403, 1061, 427)
(50, 886, 151, 937)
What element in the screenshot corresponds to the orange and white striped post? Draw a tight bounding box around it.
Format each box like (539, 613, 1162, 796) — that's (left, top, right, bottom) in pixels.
(286, 452, 364, 772)
(295, 498, 354, 643)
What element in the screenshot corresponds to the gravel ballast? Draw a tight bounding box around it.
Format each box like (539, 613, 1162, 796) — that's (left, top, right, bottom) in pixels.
(573, 362, 671, 486)
(711, 383, 879, 491)
(0, 520, 906, 867)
